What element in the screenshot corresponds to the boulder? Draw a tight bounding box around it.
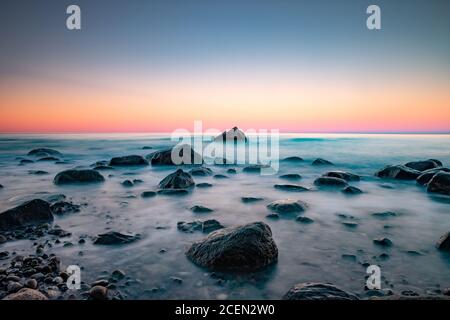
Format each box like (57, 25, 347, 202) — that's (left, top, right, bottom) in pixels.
(189, 167, 213, 176)
(241, 197, 264, 203)
(375, 165, 421, 180)
(416, 168, 450, 185)
(196, 183, 213, 188)
(147, 145, 202, 165)
(296, 216, 314, 224)
(405, 159, 442, 172)
(274, 184, 309, 192)
(3, 288, 48, 300)
(279, 174, 302, 181)
(177, 219, 223, 234)
(89, 286, 108, 300)
(243, 165, 270, 173)
(190, 205, 213, 213)
(436, 232, 450, 251)
(283, 283, 358, 300)
(342, 186, 363, 195)
(186, 222, 278, 271)
(312, 158, 334, 166)
(267, 199, 308, 214)
(314, 177, 348, 188)
(54, 169, 105, 185)
(373, 237, 393, 247)
(323, 171, 360, 181)
(427, 172, 450, 195)
(141, 191, 157, 198)
(158, 169, 195, 190)
(281, 156, 304, 163)
(27, 148, 62, 157)
(93, 232, 140, 245)
(0, 199, 53, 231)
(109, 155, 148, 166)
(214, 127, 248, 143)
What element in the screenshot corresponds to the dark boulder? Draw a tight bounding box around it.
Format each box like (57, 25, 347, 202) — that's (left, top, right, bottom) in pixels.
(226, 168, 237, 174)
(54, 170, 105, 185)
(296, 216, 314, 224)
(0, 199, 53, 231)
(147, 145, 202, 165)
(312, 158, 334, 166)
(196, 183, 213, 188)
(314, 177, 348, 188)
(373, 237, 393, 247)
(323, 171, 360, 181)
(141, 191, 157, 198)
(427, 172, 450, 195)
(189, 167, 213, 176)
(190, 205, 213, 213)
(214, 127, 248, 143)
(416, 168, 450, 185)
(241, 197, 264, 203)
(177, 219, 223, 234)
(50, 202, 80, 215)
(375, 165, 421, 180)
(342, 186, 363, 195)
(436, 232, 450, 251)
(279, 174, 301, 181)
(243, 165, 270, 173)
(19, 159, 34, 165)
(93, 232, 140, 245)
(27, 148, 62, 157)
(283, 283, 358, 300)
(109, 155, 148, 166)
(121, 180, 134, 187)
(186, 222, 278, 271)
(281, 156, 304, 163)
(274, 184, 309, 192)
(405, 159, 442, 172)
(267, 199, 308, 214)
(158, 169, 195, 190)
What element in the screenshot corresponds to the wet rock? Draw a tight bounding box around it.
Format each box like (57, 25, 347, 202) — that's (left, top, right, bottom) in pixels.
(281, 156, 304, 163)
(54, 169, 105, 185)
(279, 174, 301, 181)
(342, 186, 363, 195)
(372, 211, 397, 218)
(0, 184, 3, 189)
(142, 146, 152, 150)
(436, 232, 450, 251)
(427, 172, 450, 195)
(186, 222, 278, 271)
(196, 183, 212, 188)
(157, 189, 189, 196)
(266, 213, 279, 220)
(241, 197, 264, 203)
(3, 288, 48, 300)
(141, 191, 157, 198)
(226, 168, 237, 174)
(0, 235, 6, 244)
(416, 168, 450, 185)
(283, 282, 358, 300)
(213, 174, 228, 179)
(323, 171, 360, 181)
(0, 199, 53, 231)
(375, 165, 421, 180)
(170, 277, 183, 284)
(111, 269, 126, 280)
(189, 167, 213, 176)
(274, 184, 309, 192)
(243, 165, 269, 173)
(191, 205, 213, 213)
(341, 221, 358, 228)
(109, 155, 148, 166)
(158, 169, 195, 190)
(93, 232, 140, 245)
(296, 216, 314, 224)
(121, 180, 134, 187)
(373, 237, 393, 247)
(314, 177, 348, 188)
(89, 285, 108, 300)
(28, 148, 62, 157)
(405, 159, 442, 172)
(267, 199, 308, 214)
(25, 279, 38, 289)
(19, 159, 34, 165)
(28, 170, 49, 175)
(202, 220, 224, 233)
(147, 146, 202, 165)
(312, 158, 334, 166)
(50, 202, 80, 215)
(178, 220, 223, 234)
(214, 127, 248, 143)
(45, 194, 66, 203)
(37, 156, 59, 162)
(7, 282, 23, 293)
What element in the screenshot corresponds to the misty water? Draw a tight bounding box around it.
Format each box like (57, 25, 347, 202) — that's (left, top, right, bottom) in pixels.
(0, 133, 449, 299)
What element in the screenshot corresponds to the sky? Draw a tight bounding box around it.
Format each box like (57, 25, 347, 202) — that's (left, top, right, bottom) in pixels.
(0, 0, 449, 133)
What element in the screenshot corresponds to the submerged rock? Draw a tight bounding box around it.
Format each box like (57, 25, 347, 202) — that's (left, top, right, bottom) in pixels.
(109, 155, 148, 166)
(427, 172, 450, 195)
(279, 174, 302, 181)
(373, 237, 393, 247)
(157, 189, 189, 196)
(416, 168, 450, 185)
(312, 158, 334, 166)
(296, 216, 314, 224)
(0, 199, 53, 231)
(89, 285, 108, 300)
(189, 167, 213, 176)
(54, 169, 105, 185)
(341, 186, 363, 195)
(190, 205, 213, 213)
(186, 222, 278, 271)
(241, 197, 264, 203)
(314, 177, 348, 188)
(372, 211, 398, 218)
(3, 288, 48, 300)
(141, 191, 157, 198)
(28, 170, 49, 175)
(405, 159, 442, 172)
(323, 171, 360, 182)
(214, 127, 248, 143)
(37, 156, 59, 162)
(121, 180, 134, 187)
(177, 219, 223, 233)
(243, 165, 270, 173)
(274, 184, 309, 192)
(93, 232, 140, 245)
(27, 148, 62, 157)
(148, 146, 202, 165)
(283, 283, 358, 300)
(226, 168, 237, 174)
(436, 232, 450, 251)
(196, 183, 213, 188)
(281, 156, 304, 163)
(19, 159, 34, 165)
(375, 165, 421, 180)
(50, 201, 80, 215)
(158, 169, 195, 190)
(267, 199, 307, 214)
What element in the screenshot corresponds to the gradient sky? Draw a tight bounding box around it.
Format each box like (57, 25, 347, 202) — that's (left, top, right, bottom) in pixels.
(1, 0, 449, 133)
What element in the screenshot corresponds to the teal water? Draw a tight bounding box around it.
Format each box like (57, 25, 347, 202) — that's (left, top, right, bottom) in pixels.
(0, 133, 449, 299)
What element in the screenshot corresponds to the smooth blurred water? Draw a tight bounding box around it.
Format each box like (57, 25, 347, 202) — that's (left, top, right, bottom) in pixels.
(0, 133, 449, 299)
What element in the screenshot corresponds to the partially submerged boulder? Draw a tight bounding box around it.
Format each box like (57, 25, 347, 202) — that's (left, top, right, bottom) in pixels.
(0, 199, 53, 231)
(158, 169, 195, 190)
(177, 219, 223, 234)
(314, 177, 348, 188)
(405, 159, 442, 172)
(375, 165, 421, 180)
(109, 155, 148, 166)
(27, 148, 62, 157)
(279, 174, 302, 181)
(416, 168, 450, 185)
(214, 127, 248, 143)
(54, 169, 105, 185)
(312, 158, 334, 166)
(3, 288, 48, 300)
(436, 232, 450, 251)
(189, 167, 213, 176)
(93, 232, 140, 245)
(281, 156, 304, 163)
(147, 145, 203, 165)
(323, 171, 360, 182)
(274, 184, 309, 192)
(427, 172, 450, 195)
(50, 201, 80, 215)
(267, 199, 308, 214)
(283, 282, 358, 300)
(342, 186, 363, 195)
(186, 222, 278, 271)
